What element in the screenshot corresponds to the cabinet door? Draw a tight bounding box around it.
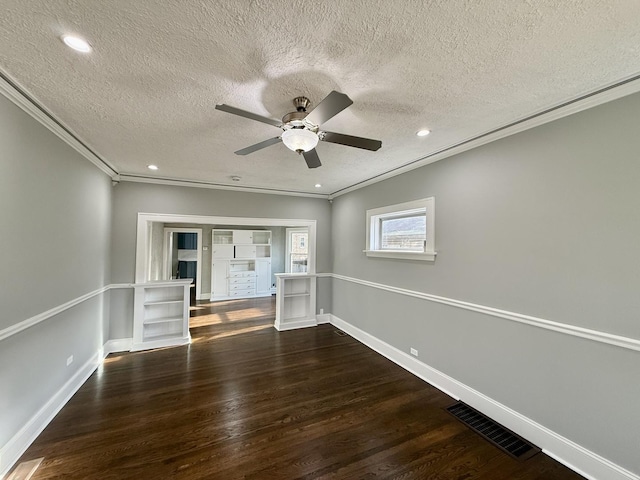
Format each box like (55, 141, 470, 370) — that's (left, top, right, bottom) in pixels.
(212, 244, 234, 259)
(211, 262, 229, 297)
(233, 230, 253, 244)
(255, 259, 271, 295)
(235, 245, 256, 259)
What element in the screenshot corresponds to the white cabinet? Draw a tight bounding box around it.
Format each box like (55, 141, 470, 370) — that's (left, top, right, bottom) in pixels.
(235, 244, 257, 259)
(212, 244, 234, 259)
(274, 274, 316, 331)
(210, 229, 272, 301)
(256, 258, 271, 295)
(233, 230, 253, 244)
(132, 280, 192, 351)
(211, 261, 229, 298)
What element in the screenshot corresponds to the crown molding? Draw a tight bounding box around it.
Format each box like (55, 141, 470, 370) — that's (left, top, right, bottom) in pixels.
(329, 73, 640, 199)
(118, 173, 330, 199)
(0, 72, 119, 179)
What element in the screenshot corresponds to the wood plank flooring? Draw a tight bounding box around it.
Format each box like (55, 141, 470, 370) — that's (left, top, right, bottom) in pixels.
(11, 297, 584, 479)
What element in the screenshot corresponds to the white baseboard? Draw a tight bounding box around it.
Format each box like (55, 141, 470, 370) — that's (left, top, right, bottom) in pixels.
(0, 350, 102, 479)
(329, 314, 639, 480)
(0, 337, 135, 479)
(274, 318, 317, 331)
(130, 335, 191, 352)
(316, 313, 331, 324)
(102, 338, 133, 355)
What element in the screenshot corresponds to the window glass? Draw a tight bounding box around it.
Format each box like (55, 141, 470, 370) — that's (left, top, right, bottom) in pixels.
(380, 215, 426, 251)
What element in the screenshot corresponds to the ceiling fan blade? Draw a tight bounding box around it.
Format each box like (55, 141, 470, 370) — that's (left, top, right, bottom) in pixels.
(215, 104, 282, 128)
(234, 137, 282, 155)
(320, 131, 382, 151)
(304, 91, 353, 126)
(302, 149, 322, 168)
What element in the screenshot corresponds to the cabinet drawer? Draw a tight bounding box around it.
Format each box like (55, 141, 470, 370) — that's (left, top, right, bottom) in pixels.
(229, 283, 255, 292)
(229, 276, 255, 285)
(229, 271, 255, 278)
(229, 288, 255, 297)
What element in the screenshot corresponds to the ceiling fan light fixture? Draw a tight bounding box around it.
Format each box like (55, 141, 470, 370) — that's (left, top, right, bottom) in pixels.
(281, 128, 319, 153)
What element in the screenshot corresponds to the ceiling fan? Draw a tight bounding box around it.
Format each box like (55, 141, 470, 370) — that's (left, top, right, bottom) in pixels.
(215, 91, 382, 168)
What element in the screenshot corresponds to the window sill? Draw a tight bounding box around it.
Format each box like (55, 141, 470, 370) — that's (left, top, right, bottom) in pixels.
(363, 250, 437, 261)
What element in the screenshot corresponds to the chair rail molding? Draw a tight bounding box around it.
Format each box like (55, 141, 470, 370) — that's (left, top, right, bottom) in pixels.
(0, 284, 132, 342)
(330, 273, 640, 352)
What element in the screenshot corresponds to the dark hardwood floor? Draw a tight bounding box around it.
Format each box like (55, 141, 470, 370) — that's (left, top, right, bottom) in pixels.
(12, 297, 584, 479)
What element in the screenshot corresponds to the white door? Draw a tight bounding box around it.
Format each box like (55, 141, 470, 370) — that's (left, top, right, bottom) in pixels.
(255, 258, 271, 295)
(211, 261, 229, 298)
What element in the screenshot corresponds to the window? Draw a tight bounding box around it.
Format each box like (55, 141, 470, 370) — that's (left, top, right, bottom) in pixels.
(286, 228, 309, 273)
(365, 197, 435, 261)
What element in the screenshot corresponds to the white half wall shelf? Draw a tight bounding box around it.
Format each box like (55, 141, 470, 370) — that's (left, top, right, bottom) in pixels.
(274, 273, 317, 331)
(132, 280, 192, 351)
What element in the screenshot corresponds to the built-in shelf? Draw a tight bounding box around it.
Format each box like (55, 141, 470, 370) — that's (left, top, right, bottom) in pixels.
(274, 274, 316, 331)
(132, 280, 192, 351)
(283, 292, 310, 298)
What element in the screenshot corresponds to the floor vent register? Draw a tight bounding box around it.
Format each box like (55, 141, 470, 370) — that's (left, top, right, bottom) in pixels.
(446, 402, 541, 460)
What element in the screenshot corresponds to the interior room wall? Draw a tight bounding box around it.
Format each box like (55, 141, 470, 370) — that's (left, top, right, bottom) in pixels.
(330, 91, 640, 475)
(0, 92, 112, 472)
(110, 182, 332, 337)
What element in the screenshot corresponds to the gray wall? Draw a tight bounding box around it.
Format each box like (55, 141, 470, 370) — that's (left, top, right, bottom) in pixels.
(330, 92, 640, 473)
(0, 94, 112, 452)
(110, 182, 332, 338)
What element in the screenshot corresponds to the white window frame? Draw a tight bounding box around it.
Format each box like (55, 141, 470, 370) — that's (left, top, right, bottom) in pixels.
(285, 227, 309, 273)
(365, 197, 436, 261)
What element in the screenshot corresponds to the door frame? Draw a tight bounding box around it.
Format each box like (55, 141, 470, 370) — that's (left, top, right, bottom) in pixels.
(162, 227, 203, 299)
(136, 213, 317, 290)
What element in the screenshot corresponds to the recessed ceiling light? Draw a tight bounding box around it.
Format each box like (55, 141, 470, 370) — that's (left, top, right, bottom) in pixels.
(416, 129, 431, 137)
(61, 35, 92, 53)
(147, 164, 158, 170)
(315, 184, 322, 188)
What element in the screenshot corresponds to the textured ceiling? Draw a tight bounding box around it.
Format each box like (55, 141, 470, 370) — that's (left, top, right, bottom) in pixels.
(1, 1, 640, 195)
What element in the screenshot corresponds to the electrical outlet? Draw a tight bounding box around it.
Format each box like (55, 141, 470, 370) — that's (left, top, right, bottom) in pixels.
(66, 355, 74, 366)
(410, 348, 418, 357)
(320, 308, 324, 315)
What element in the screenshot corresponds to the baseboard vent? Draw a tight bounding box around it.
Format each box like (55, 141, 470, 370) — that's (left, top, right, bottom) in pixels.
(334, 329, 347, 337)
(446, 402, 540, 460)
(6, 458, 44, 480)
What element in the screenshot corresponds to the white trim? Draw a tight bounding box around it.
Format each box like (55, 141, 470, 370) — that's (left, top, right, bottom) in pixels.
(1, 286, 106, 342)
(274, 318, 318, 331)
(119, 174, 330, 199)
(365, 197, 435, 261)
(0, 284, 132, 343)
(135, 213, 317, 284)
(316, 313, 332, 324)
(0, 350, 101, 478)
(330, 273, 640, 352)
(0, 74, 118, 179)
(162, 227, 203, 300)
(329, 314, 639, 480)
(363, 250, 436, 261)
(285, 227, 310, 273)
(330, 75, 640, 199)
(102, 338, 133, 355)
(130, 334, 191, 352)
(3, 63, 640, 200)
